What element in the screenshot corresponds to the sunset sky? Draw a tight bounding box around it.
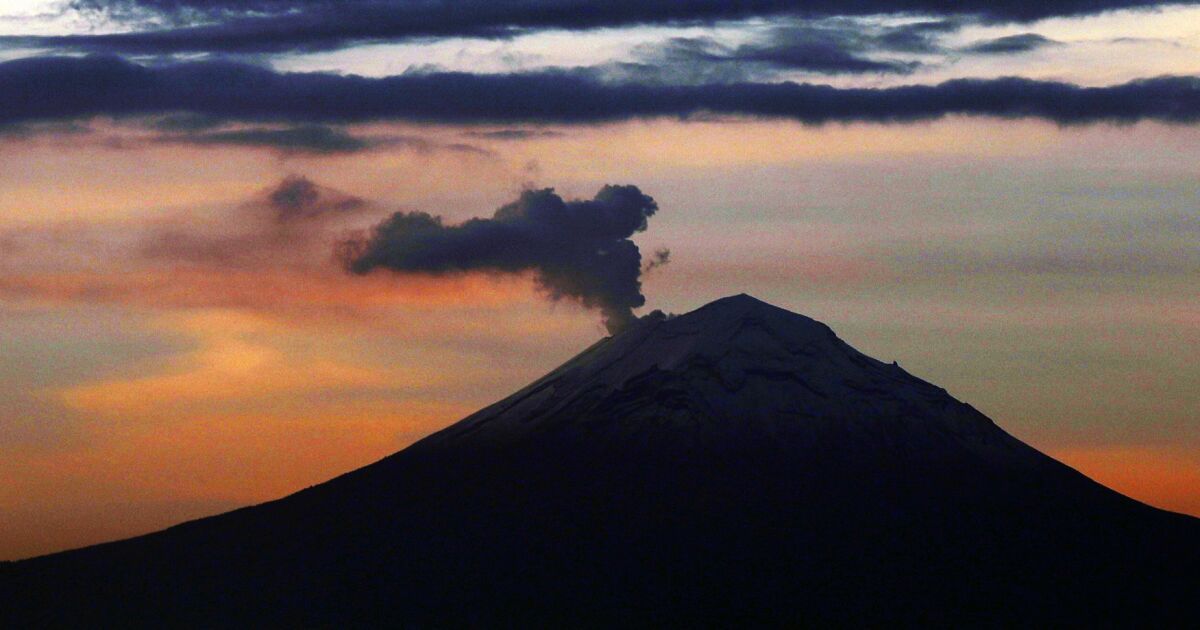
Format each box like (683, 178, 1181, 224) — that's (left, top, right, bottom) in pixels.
(1, 0, 1198, 560)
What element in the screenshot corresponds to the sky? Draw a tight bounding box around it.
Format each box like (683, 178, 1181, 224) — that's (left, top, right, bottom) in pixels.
(1, 0, 1198, 560)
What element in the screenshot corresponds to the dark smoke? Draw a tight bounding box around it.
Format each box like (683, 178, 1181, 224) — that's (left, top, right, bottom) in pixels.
(267, 175, 365, 221)
(342, 185, 661, 334)
(137, 175, 368, 268)
(643, 248, 670, 272)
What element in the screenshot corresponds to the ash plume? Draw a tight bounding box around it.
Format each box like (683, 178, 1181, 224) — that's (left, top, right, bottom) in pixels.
(267, 175, 365, 221)
(643, 248, 670, 272)
(138, 175, 368, 268)
(341, 185, 661, 334)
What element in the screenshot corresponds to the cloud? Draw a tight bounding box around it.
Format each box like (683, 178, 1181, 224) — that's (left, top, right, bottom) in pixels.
(137, 175, 370, 268)
(159, 125, 375, 155)
(0, 117, 495, 156)
(144, 112, 224, 132)
(4, 56, 1200, 127)
(264, 175, 366, 220)
(640, 21, 946, 79)
(0, 175, 441, 271)
(874, 19, 961, 53)
(461, 129, 564, 140)
(342, 185, 662, 334)
(0, 120, 92, 139)
(642, 248, 670, 272)
(675, 36, 908, 77)
(145, 122, 492, 156)
(618, 19, 964, 82)
(0, 176, 623, 335)
(963, 33, 1062, 54)
(30, 1, 1197, 54)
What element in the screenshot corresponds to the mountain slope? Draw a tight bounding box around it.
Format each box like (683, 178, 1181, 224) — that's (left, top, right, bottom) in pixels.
(3, 294, 1198, 626)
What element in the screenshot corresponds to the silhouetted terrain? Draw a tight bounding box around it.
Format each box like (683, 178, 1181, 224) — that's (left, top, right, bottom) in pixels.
(3, 295, 1197, 626)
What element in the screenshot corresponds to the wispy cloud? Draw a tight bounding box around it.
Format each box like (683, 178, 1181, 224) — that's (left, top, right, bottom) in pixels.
(626, 20, 962, 80)
(152, 124, 492, 156)
(963, 33, 1062, 55)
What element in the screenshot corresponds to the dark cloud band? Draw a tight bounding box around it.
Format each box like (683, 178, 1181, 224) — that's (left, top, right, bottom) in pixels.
(39, 1, 1199, 54)
(3, 56, 1199, 127)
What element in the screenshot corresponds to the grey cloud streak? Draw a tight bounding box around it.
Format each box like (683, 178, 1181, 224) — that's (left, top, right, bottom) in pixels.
(634, 20, 964, 79)
(138, 175, 372, 268)
(964, 33, 1062, 55)
(152, 124, 492, 156)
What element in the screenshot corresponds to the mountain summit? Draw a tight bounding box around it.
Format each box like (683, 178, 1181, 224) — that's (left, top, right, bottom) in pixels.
(3, 295, 1197, 626)
(419, 293, 1031, 462)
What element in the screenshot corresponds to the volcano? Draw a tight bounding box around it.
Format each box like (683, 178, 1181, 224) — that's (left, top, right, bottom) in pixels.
(3, 295, 1197, 626)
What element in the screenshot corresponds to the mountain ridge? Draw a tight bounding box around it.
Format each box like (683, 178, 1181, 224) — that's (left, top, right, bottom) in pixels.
(412, 293, 1037, 467)
(3, 294, 1197, 627)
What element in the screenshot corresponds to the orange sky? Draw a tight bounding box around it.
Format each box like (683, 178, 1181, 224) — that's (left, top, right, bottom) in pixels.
(1, 117, 1197, 559)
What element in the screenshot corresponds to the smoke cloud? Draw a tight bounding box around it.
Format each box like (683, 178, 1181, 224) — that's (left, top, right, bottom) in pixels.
(643, 248, 670, 272)
(342, 185, 661, 334)
(267, 175, 366, 221)
(138, 175, 370, 268)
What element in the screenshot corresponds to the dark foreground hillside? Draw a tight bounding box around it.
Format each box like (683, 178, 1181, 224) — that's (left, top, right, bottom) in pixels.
(3, 295, 1197, 627)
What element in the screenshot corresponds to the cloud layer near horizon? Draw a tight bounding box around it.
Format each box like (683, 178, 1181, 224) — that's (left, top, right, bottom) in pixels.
(3, 56, 1200, 128)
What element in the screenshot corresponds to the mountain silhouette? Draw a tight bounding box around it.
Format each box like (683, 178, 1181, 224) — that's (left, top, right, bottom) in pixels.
(3, 294, 1197, 626)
